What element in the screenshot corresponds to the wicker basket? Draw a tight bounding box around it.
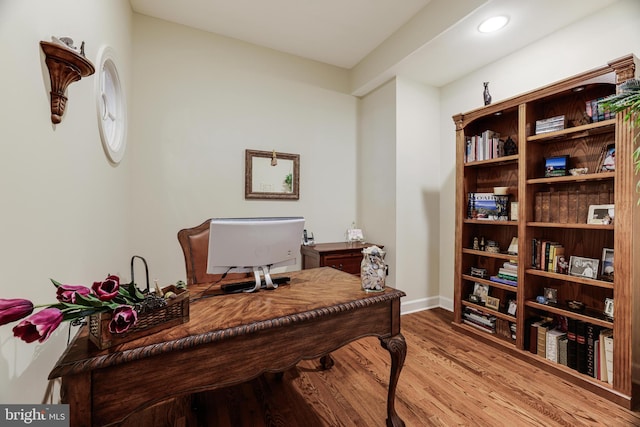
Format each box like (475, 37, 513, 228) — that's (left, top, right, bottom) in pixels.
(88, 256, 189, 349)
(88, 284, 189, 349)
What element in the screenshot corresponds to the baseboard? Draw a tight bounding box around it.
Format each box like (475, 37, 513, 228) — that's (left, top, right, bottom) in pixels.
(400, 296, 454, 315)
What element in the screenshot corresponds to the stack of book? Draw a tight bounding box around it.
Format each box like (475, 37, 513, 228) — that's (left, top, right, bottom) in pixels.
(467, 192, 509, 220)
(490, 260, 518, 287)
(527, 317, 613, 384)
(462, 306, 496, 334)
(535, 115, 565, 134)
(586, 98, 615, 123)
(531, 239, 565, 272)
(464, 129, 503, 162)
(496, 318, 516, 341)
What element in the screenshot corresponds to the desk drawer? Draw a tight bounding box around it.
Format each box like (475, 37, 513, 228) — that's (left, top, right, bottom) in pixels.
(324, 254, 362, 275)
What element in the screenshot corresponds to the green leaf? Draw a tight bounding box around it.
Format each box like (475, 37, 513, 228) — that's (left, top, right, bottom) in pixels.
(50, 279, 63, 288)
(73, 293, 106, 308)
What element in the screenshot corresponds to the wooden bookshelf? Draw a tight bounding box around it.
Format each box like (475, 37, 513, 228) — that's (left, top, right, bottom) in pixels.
(452, 54, 638, 408)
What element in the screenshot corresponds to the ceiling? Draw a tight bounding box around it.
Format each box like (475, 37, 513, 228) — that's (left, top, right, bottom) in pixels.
(130, 0, 618, 90)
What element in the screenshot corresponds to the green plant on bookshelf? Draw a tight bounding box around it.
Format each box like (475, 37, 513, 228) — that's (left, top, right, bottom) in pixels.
(598, 78, 640, 201)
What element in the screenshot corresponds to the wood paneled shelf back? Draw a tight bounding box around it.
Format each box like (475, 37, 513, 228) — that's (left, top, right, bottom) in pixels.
(40, 39, 95, 124)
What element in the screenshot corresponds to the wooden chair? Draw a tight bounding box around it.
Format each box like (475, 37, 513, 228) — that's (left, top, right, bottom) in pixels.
(177, 218, 249, 286)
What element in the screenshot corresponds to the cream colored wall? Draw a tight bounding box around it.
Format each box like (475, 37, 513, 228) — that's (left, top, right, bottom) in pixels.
(396, 77, 441, 313)
(0, 0, 133, 404)
(438, 0, 640, 308)
(128, 15, 358, 284)
(358, 80, 397, 285)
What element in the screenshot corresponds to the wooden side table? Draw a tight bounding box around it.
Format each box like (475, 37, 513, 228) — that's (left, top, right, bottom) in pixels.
(300, 242, 382, 275)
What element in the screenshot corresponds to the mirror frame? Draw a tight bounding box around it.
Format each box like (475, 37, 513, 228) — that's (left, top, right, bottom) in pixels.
(245, 149, 300, 200)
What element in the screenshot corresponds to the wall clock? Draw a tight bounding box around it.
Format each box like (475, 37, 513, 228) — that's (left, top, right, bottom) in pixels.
(95, 45, 127, 164)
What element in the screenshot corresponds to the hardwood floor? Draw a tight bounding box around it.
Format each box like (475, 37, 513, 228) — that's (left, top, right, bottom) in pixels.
(126, 308, 640, 426)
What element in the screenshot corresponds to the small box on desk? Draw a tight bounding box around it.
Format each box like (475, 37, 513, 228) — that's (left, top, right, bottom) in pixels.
(88, 285, 190, 350)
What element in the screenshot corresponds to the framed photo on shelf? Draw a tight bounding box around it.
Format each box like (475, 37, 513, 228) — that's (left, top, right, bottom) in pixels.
(587, 204, 614, 225)
(544, 287, 558, 304)
(473, 282, 489, 302)
(601, 248, 614, 281)
(544, 155, 569, 177)
(485, 296, 500, 311)
(598, 143, 615, 172)
(507, 299, 517, 316)
(568, 256, 599, 279)
(510, 202, 518, 221)
(604, 298, 614, 319)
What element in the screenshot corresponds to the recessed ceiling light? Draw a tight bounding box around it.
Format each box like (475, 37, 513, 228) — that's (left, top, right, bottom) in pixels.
(478, 16, 509, 33)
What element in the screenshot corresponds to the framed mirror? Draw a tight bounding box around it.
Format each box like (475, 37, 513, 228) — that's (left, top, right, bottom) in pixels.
(245, 149, 300, 200)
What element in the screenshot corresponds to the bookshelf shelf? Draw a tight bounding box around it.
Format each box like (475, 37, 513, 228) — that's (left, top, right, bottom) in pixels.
(525, 269, 615, 289)
(527, 171, 614, 185)
(462, 300, 517, 322)
(453, 54, 638, 408)
(464, 154, 519, 167)
(462, 274, 518, 293)
(453, 322, 516, 347)
(463, 219, 517, 226)
(526, 222, 614, 230)
(525, 300, 614, 328)
(527, 119, 615, 143)
(462, 249, 517, 261)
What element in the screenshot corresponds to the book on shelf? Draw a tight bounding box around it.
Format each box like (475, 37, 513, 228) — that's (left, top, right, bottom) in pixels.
(535, 115, 566, 134)
(546, 329, 567, 363)
(567, 318, 577, 370)
(526, 317, 542, 354)
(537, 320, 554, 358)
(489, 276, 517, 287)
(586, 324, 602, 378)
(601, 329, 613, 384)
(467, 193, 509, 220)
(576, 320, 588, 374)
(558, 336, 568, 366)
(464, 130, 503, 162)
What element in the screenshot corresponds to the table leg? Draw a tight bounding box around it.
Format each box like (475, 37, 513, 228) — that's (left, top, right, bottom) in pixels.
(319, 353, 334, 370)
(380, 333, 406, 427)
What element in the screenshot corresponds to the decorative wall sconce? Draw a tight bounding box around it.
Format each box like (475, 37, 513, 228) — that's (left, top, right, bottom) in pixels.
(40, 38, 95, 124)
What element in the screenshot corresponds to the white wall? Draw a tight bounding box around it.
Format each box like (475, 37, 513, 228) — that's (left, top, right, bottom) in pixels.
(438, 0, 640, 303)
(0, 0, 133, 404)
(396, 78, 441, 312)
(128, 15, 359, 284)
(358, 77, 441, 312)
(358, 80, 397, 285)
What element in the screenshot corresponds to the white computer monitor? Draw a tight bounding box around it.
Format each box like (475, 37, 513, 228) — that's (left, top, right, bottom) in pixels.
(206, 216, 305, 291)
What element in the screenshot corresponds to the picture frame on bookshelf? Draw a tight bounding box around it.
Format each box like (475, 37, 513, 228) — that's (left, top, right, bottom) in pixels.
(601, 248, 614, 281)
(510, 202, 518, 221)
(507, 299, 517, 316)
(587, 204, 614, 225)
(473, 282, 489, 302)
(544, 155, 569, 177)
(604, 297, 614, 319)
(568, 256, 599, 279)
(544, 287, 558, 304)
(468, 294, 481, 303)
(485, 296, 500, 311)
(597, 143, 615, 172)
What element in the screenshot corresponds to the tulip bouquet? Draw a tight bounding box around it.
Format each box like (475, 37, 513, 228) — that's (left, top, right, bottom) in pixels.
(0, 275, 165, 343)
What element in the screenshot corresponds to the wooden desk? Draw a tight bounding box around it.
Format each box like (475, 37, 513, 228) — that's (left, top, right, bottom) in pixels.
(49, 267, 406, 426)
(301, 242, 382, 275)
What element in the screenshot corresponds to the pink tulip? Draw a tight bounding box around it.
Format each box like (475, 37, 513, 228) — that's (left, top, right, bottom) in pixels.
(109, 305, 138, 334)
(12, 308, 63, 343)
(0, 299, 34, 326)
(56, 284, 91, 304)
(92, 275, 120, 301)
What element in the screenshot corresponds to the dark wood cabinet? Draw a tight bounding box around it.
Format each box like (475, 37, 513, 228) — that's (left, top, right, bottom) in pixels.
(300, 242, 382, 275)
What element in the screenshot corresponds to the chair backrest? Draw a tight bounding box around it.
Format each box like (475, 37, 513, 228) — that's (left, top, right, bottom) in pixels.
(177, 219, 249, 286)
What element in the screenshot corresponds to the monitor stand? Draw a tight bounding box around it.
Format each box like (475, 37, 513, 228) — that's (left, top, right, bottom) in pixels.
(245, 265, 277, 292)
